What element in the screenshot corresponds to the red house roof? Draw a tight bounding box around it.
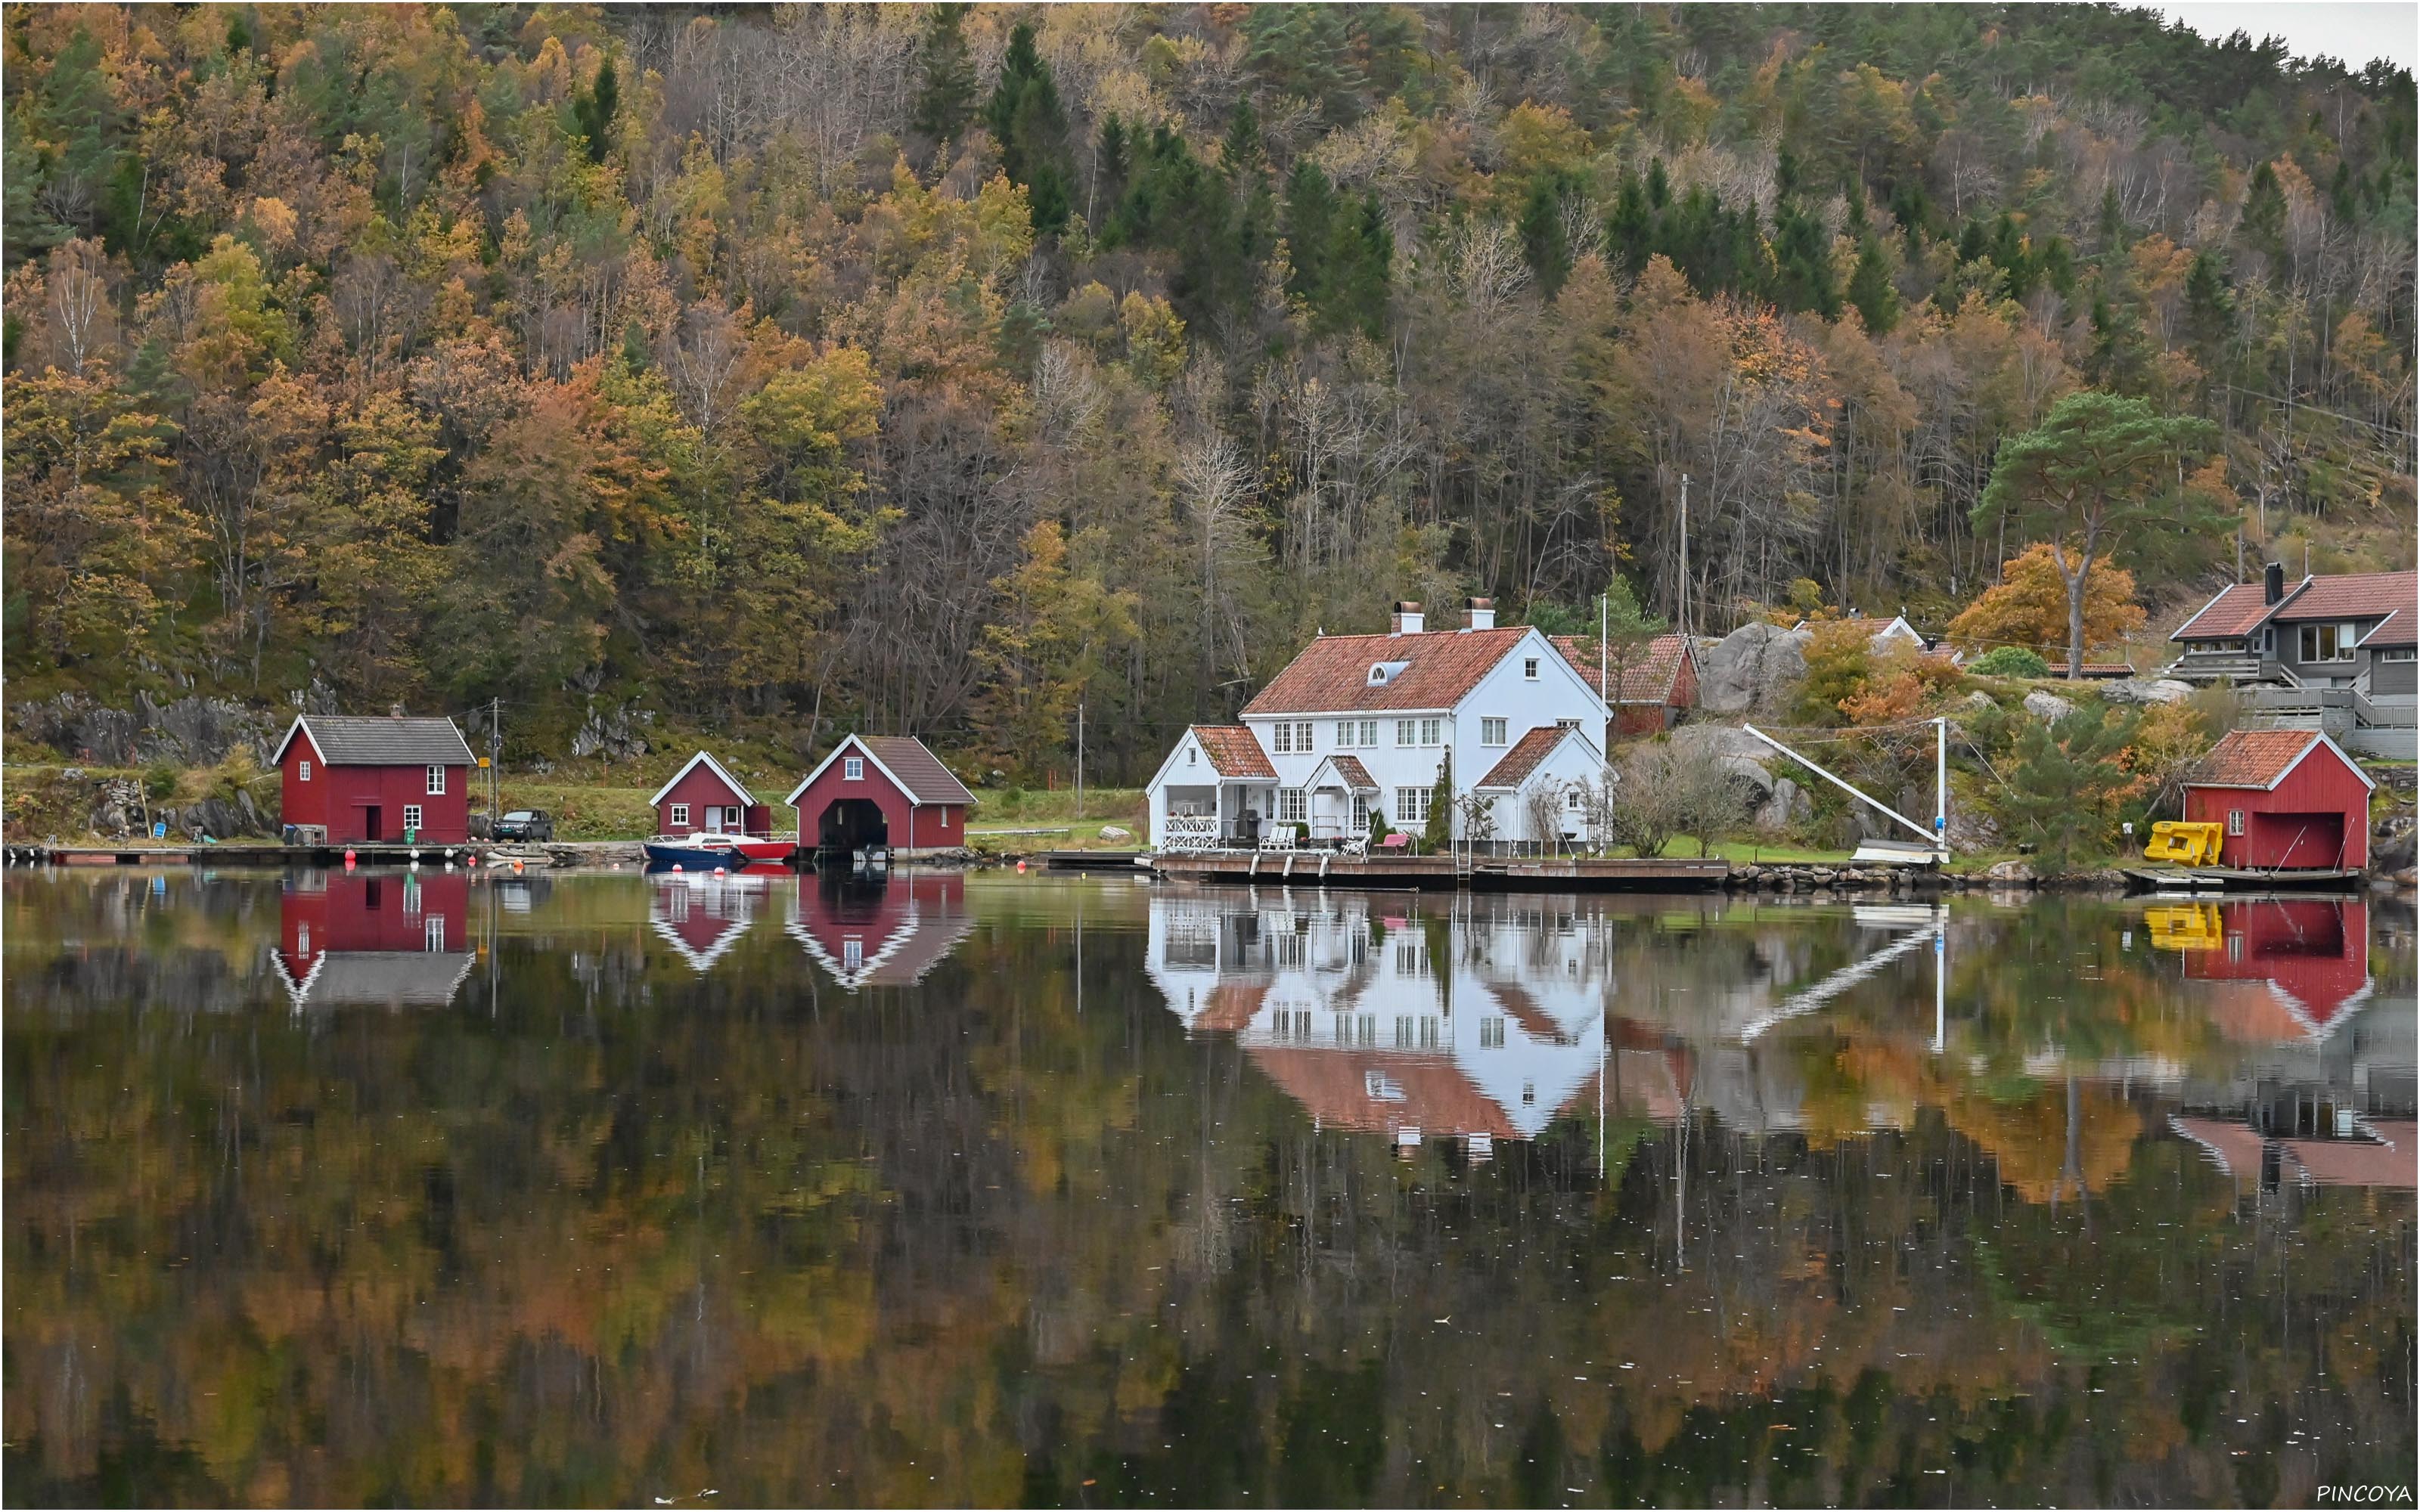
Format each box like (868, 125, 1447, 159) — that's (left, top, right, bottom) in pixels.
(2171, 583, 2278, 640)
(1188, 725, 1277, 779)
(1549, 634, 1694, 703)
(2189, 730, 2374, 792)
(2269, 569, 2416, 622)
(1475, 726, 1584, 790)
(2360, 606, 2416, 648)
(1241, 627, 1537, 714)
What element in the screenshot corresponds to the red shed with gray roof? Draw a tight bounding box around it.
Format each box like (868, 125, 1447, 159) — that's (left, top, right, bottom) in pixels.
(273, 715, 475, 844)
(785, 735, 976, 858)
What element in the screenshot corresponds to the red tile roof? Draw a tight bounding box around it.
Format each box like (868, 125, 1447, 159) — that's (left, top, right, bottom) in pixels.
(1475, 726, 1575, 790)
(2170, 583, 2276, 640)
(2270, 569, 2416, 623)
(1550, 634, 1693, 703)
(2190, 730, 2325, 789)
(1317, 754, 1379, 790)
(2360, 605, 2416, 648)
(1191, 725, 1276, 779)
(1240, 628, 1535, 714)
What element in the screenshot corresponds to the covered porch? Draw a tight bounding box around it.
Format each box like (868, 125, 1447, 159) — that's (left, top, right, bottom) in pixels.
(1153, 776, 1279, 851)
(1303, 755, 1379, 845)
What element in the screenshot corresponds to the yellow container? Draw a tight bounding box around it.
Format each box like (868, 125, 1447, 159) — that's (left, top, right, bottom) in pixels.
(2143, 820, 2224, 866)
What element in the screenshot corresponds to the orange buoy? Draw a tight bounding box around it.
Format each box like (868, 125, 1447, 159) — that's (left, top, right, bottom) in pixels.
(512, 858, 524, 872)
(1016, 860, 1027, 873)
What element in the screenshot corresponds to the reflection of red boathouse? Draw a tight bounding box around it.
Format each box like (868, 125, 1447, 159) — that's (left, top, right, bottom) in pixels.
(786, 872, 974, 990)
(2177, 900, 2373, 1041)
(649, 872, 768, 972)
(271, 870, 475, 1009)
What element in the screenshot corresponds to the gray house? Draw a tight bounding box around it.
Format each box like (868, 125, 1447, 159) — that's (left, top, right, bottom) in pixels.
(2167, 565, 2417, 757)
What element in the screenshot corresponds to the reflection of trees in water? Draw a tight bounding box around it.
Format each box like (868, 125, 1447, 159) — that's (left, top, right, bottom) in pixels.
(2, 878, 2411, 1504)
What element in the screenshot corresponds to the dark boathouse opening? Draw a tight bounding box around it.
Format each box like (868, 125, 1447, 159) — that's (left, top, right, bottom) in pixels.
(817, 798, 889, 855)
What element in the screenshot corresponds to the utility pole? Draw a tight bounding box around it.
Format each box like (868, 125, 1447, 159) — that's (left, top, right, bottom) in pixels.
(1075, 699, 1085, 822)
(1677, 473, 1692, 640)
(489, 696, 499, 823)
(1597, 590, 1609, 708)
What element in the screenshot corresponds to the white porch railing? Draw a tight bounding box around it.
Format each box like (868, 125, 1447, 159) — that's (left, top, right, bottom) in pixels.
(1162, 814, 1221, 852)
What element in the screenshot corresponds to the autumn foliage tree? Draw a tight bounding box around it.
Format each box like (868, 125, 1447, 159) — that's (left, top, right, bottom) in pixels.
(1948, 544, 2149, 660)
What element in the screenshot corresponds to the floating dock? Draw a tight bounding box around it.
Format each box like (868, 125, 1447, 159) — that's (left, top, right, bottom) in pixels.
(1148, 850, 1730, 891)
(11, 842, 531, 868)
(2121, 866, 2365, 894)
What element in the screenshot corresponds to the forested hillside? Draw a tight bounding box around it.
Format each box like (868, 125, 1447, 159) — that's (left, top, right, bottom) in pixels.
(6, 4, 2414, 779)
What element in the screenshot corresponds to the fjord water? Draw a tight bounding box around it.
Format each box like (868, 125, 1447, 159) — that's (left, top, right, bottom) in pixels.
(4, 869, 2412, 1507)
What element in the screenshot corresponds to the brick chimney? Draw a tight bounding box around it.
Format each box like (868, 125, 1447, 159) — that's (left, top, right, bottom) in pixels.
(1390, 601, 1424, 636)
(1463, 596, 1495, 631)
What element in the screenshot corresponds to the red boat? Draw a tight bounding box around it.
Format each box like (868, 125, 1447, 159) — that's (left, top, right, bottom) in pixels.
(702, 832, 796, 866)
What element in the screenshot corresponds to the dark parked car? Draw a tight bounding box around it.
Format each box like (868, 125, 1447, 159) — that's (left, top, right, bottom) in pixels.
(492, 809, 555, 842)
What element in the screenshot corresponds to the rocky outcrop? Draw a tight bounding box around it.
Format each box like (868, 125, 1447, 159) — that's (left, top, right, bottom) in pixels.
(2099, 677, 2192, 706)
(10, 691, 284, 767)
(2021, 690, 2074, 721)
(1752, 776, 1812, 834)
(1698, 623, 1810, 714)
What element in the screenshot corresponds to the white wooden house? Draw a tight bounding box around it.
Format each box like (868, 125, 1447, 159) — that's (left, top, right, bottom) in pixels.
(1145, 599, 1610, 850)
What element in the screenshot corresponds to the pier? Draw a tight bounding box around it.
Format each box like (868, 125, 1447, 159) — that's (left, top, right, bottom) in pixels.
(1147, 850, 1730, 891)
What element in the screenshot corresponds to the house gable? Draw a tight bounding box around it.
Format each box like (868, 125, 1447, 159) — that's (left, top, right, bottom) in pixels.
(649, 750, 759, 809)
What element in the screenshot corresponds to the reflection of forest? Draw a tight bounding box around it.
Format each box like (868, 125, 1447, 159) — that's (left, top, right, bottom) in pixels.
(4, 872, 2412, 1505)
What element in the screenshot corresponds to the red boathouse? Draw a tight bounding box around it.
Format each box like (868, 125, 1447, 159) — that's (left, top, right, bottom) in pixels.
(649, 749, 774, 837)
(274, 715, 476, 844)
(2183, 730, 2375, 871)
(784, 735, 975, 857)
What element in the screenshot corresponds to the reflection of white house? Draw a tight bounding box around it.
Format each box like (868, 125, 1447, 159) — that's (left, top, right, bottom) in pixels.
(649, 872, 767, 972)
(1145, 599, 1609, 851)
(1143, 893, 1613, 1145)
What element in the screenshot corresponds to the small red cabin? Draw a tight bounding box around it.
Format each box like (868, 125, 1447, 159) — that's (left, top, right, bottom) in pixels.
(785, 734, 975, 857)
(2183, 730, 2375, 871)
(648, 750, 773, 838)
(273, 715, 476, 844)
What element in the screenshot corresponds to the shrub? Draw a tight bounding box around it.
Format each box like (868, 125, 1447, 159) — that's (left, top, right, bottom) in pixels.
(1970, 645, 2050, 678)
(142, 763, 180, 803)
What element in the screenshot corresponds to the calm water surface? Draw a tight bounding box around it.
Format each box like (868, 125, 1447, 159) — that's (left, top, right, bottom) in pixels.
(4, 868, 2413, 1507)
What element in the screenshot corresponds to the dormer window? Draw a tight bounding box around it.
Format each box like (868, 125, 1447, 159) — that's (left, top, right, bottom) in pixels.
(1369, 664, 1388, 685)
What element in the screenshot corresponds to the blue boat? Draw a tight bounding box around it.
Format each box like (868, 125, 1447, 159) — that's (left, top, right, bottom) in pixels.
(644, 839, 741, 871)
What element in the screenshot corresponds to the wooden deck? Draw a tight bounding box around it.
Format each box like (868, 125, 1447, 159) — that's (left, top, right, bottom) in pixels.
(1149, 850, 1730, 891)
(2121, 866, 2366, 894)
(11, 842, 492, 868)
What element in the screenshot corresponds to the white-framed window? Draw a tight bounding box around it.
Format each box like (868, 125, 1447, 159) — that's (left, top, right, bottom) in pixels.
(843, 936, 864, 968)
(1357, 719, 1377, 748)
(1351, 794, 1370, 831)
(424, 914, 447, 952)
(1479, 1016, 1506, 1048)
(1294, 720, 1314, 752)
(403, 804, 423, 831)
(1273, 723, 1292, 754)
(1523, 657, 1540, 680)
(1420, 717, 1441, 745)
(1396, 719, 1417, 747)
(1336, 720, 1357, 748)
(1481, 717, 1507, 745)
(426, 764, 445, 795)
(1567, 785, 1584, 810)
(2378, 646, 2415, 663)
(298, 760, 312, 782)
(2300, 623, 2359, 662)
(1395, 786, 1431, 825)
(670, 803, 690, 827)
(1277, 789, 1307, 824)
(2226, 808, 2245, 835)
(845, 756, 864, 780)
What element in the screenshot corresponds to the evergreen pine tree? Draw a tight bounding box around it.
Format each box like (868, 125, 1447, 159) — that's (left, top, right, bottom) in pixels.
(911, 3, 977, 146)
(1606, 169, 1652, 277)
(1519, 170, 1575, 296)
(1846, 237, 1899, 333)
(986, 23, 1075, 234)
(573, 57, 619, 163)
(1282, 159, 1339, 306)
